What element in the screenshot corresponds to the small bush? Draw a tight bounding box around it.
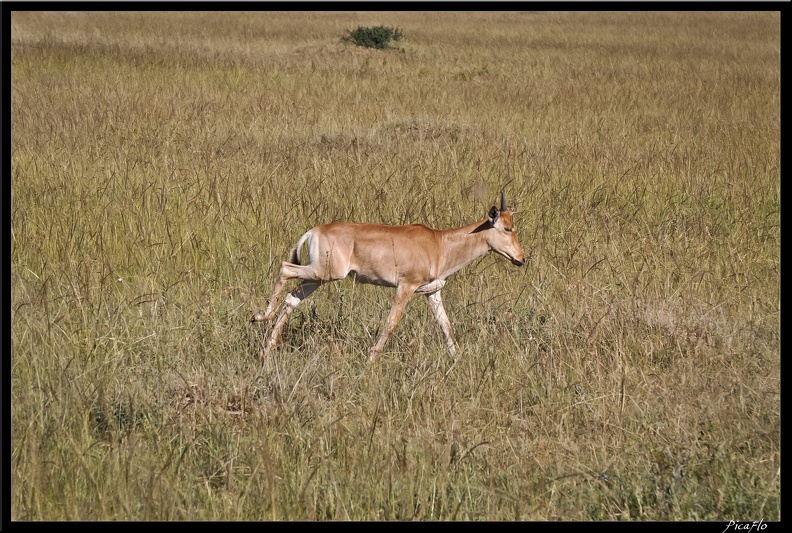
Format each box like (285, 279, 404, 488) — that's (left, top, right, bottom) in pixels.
(342, 25, 404, 49)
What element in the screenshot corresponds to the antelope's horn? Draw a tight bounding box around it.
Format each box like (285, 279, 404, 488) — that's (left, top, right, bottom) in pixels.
(500, 190, 507, 211)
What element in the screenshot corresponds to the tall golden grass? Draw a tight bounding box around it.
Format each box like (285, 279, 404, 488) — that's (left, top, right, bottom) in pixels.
(10, 11, 779, 520)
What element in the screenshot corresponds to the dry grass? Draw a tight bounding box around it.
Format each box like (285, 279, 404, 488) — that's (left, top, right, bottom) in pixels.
(10, 11, 779, 520)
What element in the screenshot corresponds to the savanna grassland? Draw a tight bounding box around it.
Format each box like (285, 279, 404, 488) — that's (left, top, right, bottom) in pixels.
(10, 11, 779, 520)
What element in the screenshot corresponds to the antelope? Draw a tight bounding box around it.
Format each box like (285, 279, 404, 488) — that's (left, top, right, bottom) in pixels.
(252, 191, 525, 361)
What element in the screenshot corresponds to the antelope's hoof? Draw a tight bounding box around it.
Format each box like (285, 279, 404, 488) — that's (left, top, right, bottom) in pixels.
(251, 312, 268, 323)
(259, 340, 274, 358)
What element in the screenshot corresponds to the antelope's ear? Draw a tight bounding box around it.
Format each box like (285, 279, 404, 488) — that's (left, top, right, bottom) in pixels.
(488, 206, 499, 223)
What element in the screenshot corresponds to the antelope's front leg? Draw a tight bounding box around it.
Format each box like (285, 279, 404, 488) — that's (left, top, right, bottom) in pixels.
(426, 290, 457, 357)
(369, 284, 417, 362)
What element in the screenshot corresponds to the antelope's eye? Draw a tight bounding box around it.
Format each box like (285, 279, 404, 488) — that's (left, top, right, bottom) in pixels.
(505, 227, 514, 233)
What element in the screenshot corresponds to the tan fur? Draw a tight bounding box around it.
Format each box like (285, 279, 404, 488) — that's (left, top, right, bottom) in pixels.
(254, 201, 525, 361)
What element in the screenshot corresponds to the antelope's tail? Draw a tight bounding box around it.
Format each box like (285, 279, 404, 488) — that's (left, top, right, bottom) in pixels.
(288, 230, 313, 265)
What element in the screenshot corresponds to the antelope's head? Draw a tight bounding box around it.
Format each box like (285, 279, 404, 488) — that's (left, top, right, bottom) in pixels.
(486, 190, 526, 267)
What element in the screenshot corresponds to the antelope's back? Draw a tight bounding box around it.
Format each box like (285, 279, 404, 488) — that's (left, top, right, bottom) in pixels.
(316, 222, 441, 279)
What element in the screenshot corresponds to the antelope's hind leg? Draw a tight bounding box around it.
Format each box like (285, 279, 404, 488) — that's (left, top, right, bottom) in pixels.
(260, 280, 322, 357)
(259, 261, 318, 321)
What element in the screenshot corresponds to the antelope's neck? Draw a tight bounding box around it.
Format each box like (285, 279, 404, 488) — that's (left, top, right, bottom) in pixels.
(437, 219, 491, 278)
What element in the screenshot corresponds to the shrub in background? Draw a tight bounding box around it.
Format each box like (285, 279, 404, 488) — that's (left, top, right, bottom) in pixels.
(342, 25, 404, 49)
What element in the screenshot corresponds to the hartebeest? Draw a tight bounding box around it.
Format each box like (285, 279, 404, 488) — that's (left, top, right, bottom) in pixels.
(252, 191, 525, 360)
